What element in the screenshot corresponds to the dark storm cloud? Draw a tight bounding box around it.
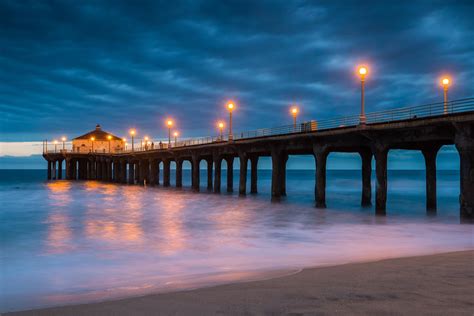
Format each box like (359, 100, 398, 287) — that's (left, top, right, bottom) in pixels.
(1, 0, 473, 140)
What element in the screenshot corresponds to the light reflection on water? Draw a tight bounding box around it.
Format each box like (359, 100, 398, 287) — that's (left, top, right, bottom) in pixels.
(0, 170, 472, 312)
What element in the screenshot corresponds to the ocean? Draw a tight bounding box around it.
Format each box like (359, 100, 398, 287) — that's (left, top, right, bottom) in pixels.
(0, 169, 472, 312)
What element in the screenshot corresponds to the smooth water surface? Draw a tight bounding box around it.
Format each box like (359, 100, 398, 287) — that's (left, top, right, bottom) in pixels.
(0, 169, 472, 312)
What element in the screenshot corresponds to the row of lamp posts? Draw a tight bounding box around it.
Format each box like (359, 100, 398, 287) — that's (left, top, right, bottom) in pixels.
(50, 65, 453, 153)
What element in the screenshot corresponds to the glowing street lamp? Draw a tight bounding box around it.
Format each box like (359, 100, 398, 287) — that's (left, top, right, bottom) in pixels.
(53, 140, 58, 153)
(290, 106, 299, 130)
(357, 65, 368, 125)
(441, 77, 450, 114)
(90, 136, 95, 152)
(129, 129, 136, 152)
(218, 121, 225, 140)
(107, 135, 112, 153)
(173, 131, 179, 146)
(61, 136, 66, 151)
(143, 136, 149, 150)
(227, 101, 235, 140)
(166, 119, 173, 146)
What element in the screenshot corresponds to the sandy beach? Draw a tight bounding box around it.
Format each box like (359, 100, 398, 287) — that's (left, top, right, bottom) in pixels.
(8, 250, 473, 315)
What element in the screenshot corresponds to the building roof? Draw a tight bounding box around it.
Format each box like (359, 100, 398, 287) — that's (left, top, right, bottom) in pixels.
(73, 124, 123, 141)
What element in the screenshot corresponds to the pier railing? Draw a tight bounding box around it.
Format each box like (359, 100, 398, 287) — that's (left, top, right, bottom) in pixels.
(44, 97, 474, 154)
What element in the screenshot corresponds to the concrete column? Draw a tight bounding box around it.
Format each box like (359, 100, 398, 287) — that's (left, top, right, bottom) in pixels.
(107, 160, 113, 181)
(102, 161, 108, 181)
(156, 159, 162, 185)
(280, 153, 288, 196)
(57, 160, 63, 179)
(214, 156, 222, 193)
(271, 148, 283, 198)
(207, 159, 213, 191)
(47, 160, 52, 180)
(138, 159, 145, 185)
(163, 159, 171, 187)
(313, 146, 328, 208)
(226, 157, 234, 192)
(239, 153, 248, 196)
(95, 160, 101, 180)
(128, 161, 135, 184)
(121, 160, 127, 184)
(86, 160, 91, 180)
(149, 159, 158, 186)
(422, 146, 440, 212)
(71, 160, 77, 180)
(455, 124, 474, 219)
(134, 161, 140, 183)
(192, 156, 200, 191)
(65, 159, 70, 180)
(176, 159, 183, 188)
(52, 160, 57, 180)
(360, 149, 372, 206)
(250, 156, 259, 194)
(373, 145, 389, 215)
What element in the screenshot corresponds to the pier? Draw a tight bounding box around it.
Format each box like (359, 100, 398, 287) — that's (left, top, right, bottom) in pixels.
(43, 98, 474, 218)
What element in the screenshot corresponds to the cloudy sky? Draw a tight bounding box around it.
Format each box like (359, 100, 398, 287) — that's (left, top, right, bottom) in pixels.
(0, 0, 473, 166)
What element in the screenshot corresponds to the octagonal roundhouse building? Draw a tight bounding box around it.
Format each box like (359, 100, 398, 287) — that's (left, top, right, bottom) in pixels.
(72, 124, 125, 153)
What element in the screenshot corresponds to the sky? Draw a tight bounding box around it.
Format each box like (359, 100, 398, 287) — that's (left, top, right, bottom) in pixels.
(0, 0, 473, 168)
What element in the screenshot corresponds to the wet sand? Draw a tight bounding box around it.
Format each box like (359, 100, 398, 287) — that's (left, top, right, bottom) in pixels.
(8, 251, 474, 315)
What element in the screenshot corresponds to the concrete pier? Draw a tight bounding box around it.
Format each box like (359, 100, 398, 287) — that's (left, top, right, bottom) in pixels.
(250, 156, 258, 194)
(360, 149, 372, 206)
(226, 157, 234, 193)
(239, 153, 248, 195)
(422, 146, 440, 212)
(214, 155, 222, 193)
(42, 109, 474, 219)
(313, 145, 328, 208)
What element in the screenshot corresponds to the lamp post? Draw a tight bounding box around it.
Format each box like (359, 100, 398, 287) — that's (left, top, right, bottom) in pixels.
(167, 119, 173, 146)
(53, 140, 58, 153)
(218, 121, 224, 141)
(441, 77, 450, 114)
(90, 137, 95, 152)
(129, 129, 135, 152)
(173, 131, 178, 146)
(227, 101, 234, 140)
(107, 135, 112, 153)
(357, 66, 368, 125)
(61, 137, 66, 151)
(290, 106, 299, 130)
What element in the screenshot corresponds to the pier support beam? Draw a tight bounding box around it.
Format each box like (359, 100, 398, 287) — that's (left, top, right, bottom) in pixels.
(422, 146, 440, 213)
(58, 160, 63, 180)
(149, 159, 158, 186)
(250, 156, 258, 194)
(226, 157, 234, 192)
(163, 159, 171, 187)
(71, 160, 77, 180)
(120, 160, 127, 184)
(360, 149, 372, 206)
(106, 159, 112, 182)
(128, 161, 135, 184)
(313, 145, 328, 208)
(214, 155, 222, 193)
(373, 144, 389, 215)
(65, 159, 71, 180)
(52, 160, 57, 180)
(47, 160, 52, 180)
(239, 153, 248, 196)
(176, 159, 183, 188)
(455, 124, 474, 219)
(192, 156, 200, 191)
(207, 158, 213, 191)
(271, 147, 285, 198)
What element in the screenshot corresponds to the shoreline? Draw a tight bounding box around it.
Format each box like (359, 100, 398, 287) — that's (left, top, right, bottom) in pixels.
(7, 250, 474, 315)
